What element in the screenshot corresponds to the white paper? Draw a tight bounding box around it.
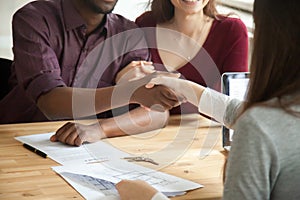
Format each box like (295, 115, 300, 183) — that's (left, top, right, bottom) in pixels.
(52, 160, 203, 200)
(16, 133, 203, 199)
(15, 132, 129, 165)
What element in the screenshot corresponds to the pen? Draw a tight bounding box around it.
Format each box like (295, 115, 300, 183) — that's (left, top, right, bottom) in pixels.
(23, 143, 47, 158)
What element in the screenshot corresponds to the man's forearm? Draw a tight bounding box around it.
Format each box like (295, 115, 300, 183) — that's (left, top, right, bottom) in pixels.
(100, 107, 170, 138)
(37, 85, 136, 120)
(37, 87, 115, 120)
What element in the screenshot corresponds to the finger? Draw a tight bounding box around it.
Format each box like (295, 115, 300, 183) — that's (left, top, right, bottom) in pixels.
(141, 66, 155, 74)
(129, 71, 144, 81)
(163, 88, 187, 103)
(145, 77, 162, 88)
(74, 137, 83, 146)
(141, 61, 153, 65)
(145, 82, 155, 89)
(177, 93, 187, 103)
(149, 104, 167, 112)
(52, 122, 74, 142)
(55, 122, 74, 137)
(140, 61, 155, 74)
(140, 60, 153, 67)
(161, 88, 179, 101)
(130, 60, 142, 66)
(158, 97, 178, 110)
(141, 105, 151, 111)
(65, 130, 81, 146)
(57, 125, 77, 144)
(115, 180, 127, 190)
(50, 134, 58, 142)
(155, 71, 181, 78)
(74, 134, 84, 146)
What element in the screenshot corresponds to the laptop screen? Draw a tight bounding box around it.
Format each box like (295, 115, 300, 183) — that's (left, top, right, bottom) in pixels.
(221, 72, 250, 150)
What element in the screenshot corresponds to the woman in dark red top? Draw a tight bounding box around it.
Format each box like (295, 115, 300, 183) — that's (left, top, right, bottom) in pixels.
(135, 0, 249, 114)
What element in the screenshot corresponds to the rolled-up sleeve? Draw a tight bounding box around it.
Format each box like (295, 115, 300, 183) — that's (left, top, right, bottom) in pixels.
(198, 88, 243, 128)
(12, 9, 65, 102)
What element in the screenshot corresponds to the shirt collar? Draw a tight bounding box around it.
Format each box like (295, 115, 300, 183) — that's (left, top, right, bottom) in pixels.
(63, 0, 86, 31)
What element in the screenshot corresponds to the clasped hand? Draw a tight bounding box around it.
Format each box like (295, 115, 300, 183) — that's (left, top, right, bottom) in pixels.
(50, 61, 186, 146)
(116, 61, 186, 112)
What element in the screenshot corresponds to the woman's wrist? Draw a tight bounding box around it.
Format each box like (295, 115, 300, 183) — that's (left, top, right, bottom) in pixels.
(179, 80, 205, 107)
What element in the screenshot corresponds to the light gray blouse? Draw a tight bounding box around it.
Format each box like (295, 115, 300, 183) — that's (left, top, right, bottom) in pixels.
(152, 88, 300, 200)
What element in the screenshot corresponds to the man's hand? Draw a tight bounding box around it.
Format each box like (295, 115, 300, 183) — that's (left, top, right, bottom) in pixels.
(145, 76, 205, 108)
(116, 180, 158, 200)
(116, 61, 155, 84)
(50, 122, 105, 146)
(132, 85, 181, 112)
(128, 71, 186, 112)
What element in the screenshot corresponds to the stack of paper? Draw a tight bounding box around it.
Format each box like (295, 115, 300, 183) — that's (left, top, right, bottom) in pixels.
(52, 160, 202, 199)
(15, 133, 203, 199)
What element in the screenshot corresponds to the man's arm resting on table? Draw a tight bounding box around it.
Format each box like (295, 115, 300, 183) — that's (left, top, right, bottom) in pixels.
(50, 105, 170, 146)
(100, 107, 170, 138)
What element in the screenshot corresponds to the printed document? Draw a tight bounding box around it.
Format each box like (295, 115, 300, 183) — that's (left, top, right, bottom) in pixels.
(52, 160, 202, 199)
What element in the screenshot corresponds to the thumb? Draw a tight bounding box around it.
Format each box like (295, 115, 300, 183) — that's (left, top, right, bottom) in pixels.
(50, 134, 58, 142)
(140, 61, 155, 74)
(145, 77, 161, 88)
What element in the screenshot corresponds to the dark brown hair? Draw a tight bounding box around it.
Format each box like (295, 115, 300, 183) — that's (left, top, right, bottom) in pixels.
(223, 0, 300, 183)
(150, 0, 219, 24)
(244, 0, 300, 115)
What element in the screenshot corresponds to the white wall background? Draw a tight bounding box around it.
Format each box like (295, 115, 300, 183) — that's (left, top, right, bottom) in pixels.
(0, 1, 30, 59)
(0, 0, 149, 59)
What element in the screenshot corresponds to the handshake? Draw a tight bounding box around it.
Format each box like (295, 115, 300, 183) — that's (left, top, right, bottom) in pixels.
(115, 61, 203, 112)
(50, 61, 205, 147)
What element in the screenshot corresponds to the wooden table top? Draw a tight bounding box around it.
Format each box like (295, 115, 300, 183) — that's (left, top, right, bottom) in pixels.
(0, 114, 226, 200)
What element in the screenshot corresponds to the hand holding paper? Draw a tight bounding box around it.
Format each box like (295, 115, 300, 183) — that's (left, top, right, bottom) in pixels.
(116, 180, 159, 200)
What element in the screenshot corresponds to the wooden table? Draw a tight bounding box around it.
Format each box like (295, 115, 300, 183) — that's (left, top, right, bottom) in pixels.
(0, 114, 226, 200)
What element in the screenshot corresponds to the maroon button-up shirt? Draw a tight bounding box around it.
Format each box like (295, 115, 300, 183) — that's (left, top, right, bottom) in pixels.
(0, 0, 150, 124)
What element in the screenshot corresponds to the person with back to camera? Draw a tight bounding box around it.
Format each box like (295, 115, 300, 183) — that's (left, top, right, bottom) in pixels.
(116, 0, 300, 199)
(133, 0, 248, 115)
(0, 0, 182, 146)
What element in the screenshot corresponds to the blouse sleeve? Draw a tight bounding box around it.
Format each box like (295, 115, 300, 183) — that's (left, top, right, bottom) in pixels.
(198, 88, 243, 128)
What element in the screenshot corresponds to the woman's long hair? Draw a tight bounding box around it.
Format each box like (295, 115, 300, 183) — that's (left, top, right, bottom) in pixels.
(244, 0, 300, 115)
(150, 0, 219, 24)
(223, 0, 300, 183)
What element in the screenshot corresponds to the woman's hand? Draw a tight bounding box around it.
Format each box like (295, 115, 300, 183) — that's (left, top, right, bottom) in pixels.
(50, 122, 105, 146)
(116, 61, 155, 84)
(128, 71, 185, 112)
(145, 76, 205, 108)
(146, 76, 185, 92)
(116, 180, 158, 200)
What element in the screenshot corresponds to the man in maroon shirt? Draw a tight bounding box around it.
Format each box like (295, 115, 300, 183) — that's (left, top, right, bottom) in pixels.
(0, 0, 179, 146)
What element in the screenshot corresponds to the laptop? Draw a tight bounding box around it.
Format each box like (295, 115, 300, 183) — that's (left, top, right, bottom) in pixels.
(221, 72, 250, 151)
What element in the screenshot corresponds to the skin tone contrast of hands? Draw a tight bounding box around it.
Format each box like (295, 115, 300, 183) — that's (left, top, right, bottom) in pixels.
(50, 61, 184, 146)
